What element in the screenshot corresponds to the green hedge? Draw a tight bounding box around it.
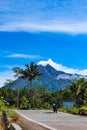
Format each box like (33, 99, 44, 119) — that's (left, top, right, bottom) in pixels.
(58, 106, 87, 116)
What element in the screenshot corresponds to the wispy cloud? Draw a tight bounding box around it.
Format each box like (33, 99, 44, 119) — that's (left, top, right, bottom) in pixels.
(0, 0, 87, 34)
(38, 59, 87, 75)
(1, 20, 87, 34)
(0, 64, 24, 70)
(5, 53, 42, 59)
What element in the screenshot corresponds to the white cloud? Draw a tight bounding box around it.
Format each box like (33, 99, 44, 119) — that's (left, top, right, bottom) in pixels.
(0, 64, 24, 70)
(1, 21, 87, 34)
(1, 0, 87, 34)
(38, 58, 87, 75)
(0, 63, 28, 87)
(0, 70, 15, 87)
(6, 54, 42, 59)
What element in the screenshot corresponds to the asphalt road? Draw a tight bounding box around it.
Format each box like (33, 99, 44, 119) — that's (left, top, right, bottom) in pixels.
(17, 110, 87, 130)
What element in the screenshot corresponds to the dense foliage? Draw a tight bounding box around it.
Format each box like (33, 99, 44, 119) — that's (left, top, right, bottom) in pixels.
(68, 78, 87, 107)
(0, 86, 63, 109)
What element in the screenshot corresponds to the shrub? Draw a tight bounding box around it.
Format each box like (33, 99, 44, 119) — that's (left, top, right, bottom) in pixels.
(58, 107, 68, 113)
(78, 106, 87, 115)
(0, 97, 6, 111)
(67, 108, 78, 114)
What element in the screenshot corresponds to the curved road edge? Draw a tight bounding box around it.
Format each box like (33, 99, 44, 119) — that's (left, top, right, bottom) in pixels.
(16, 110, 57, 130)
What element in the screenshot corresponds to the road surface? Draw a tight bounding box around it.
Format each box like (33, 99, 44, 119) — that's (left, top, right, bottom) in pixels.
(17, 110, 87, 130)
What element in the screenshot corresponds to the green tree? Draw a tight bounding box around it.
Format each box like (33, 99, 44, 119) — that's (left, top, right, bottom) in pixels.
(12, 67, 23, 109)
(69, 78, 87, 107)
(0, 97, 6, 110)
(13, 62, 43, 108)
(35, 86, 51, 108)
(20, 96, 29, 109)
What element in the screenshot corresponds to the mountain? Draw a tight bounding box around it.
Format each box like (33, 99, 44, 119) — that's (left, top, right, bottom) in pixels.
(37, 64, 87, 91)
(4, 64, 87, 92)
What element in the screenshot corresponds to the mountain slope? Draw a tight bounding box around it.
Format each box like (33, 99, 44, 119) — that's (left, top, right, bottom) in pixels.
(4, 64, 87, 91)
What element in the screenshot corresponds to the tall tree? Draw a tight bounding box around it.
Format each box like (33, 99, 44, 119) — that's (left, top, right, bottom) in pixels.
(12, 67, 23, 109)
(12, 62, 43, 108)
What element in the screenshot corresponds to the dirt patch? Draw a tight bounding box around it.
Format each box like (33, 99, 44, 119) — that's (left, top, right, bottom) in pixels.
(17, 115, 49, 130)
(0, 118, 5, 130)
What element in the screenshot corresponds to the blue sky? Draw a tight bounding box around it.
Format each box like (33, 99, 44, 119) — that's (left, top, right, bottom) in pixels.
(1, 0, 87, 87)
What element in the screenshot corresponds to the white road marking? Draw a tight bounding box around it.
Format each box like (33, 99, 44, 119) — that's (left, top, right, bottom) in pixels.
(16, 110, 58, 130)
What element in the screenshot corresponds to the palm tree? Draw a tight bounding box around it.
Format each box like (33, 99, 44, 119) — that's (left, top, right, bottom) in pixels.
(69, 78, 86, 107)
(13, 62, 43, 108)
(22, 62, 43, 108)
(22, 62, 43, 87)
